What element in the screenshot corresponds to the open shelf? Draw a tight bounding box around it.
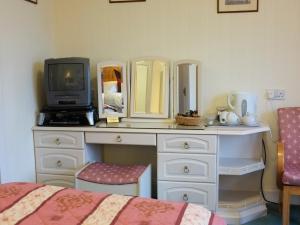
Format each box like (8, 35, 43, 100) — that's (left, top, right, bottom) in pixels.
(217, 190, 267, 224)
(218, 190, 264, 209)
(219, 158, 265, 175)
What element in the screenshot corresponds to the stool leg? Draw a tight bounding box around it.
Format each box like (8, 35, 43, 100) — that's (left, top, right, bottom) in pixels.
(282, 186, 290, 225)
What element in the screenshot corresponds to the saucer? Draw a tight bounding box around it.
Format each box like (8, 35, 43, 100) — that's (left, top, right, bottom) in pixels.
(243, 122, 259, 127)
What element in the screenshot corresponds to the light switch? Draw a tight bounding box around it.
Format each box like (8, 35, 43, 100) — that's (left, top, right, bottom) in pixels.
(266, 89, 286, 100)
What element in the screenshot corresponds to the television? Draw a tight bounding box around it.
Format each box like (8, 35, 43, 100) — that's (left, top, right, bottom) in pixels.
(44, 57, 91, 108)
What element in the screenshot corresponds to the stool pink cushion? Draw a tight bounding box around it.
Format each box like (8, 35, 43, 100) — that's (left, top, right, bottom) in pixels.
(278, 107, 300, 185)
(77, 162, 147, 185)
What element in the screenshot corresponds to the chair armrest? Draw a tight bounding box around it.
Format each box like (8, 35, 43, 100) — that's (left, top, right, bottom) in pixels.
(277, 142, 285, 189)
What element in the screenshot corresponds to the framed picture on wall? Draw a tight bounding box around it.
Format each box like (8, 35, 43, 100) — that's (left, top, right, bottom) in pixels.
(109, 0, 145, 3)
(217, 0, 258, 13)
(25, 0, 38, 4)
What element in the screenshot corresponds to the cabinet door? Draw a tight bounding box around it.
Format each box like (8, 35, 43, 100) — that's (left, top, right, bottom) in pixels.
(158, 181, 216, 211)
(158, 153, 216, 183)
(35, 148, 84, 175)
(34, 131, 84, 149)
(158, 134, 217, 154)
(37, 174, 75, 188)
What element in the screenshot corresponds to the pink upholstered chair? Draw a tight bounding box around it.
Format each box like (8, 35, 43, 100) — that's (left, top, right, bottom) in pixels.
(277, 107, 300, 225)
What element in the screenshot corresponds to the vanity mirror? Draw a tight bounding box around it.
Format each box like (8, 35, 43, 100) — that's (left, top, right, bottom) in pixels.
(97, 61, 127, 118)
(130, 58, 169, 118)
(174, 60, 201, 116)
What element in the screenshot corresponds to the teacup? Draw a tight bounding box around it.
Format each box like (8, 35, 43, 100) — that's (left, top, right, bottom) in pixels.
(226, 112, 240, 126)
(218, 111, 240, 125)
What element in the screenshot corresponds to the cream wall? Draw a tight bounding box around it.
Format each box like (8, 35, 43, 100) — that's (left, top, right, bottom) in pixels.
(0, 0, 297, 198)
(0, 0, 55, 182)
(53, 0, 300, 199)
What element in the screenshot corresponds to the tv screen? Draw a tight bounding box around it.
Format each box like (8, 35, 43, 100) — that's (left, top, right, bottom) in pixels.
(44, 57, 91, 108)
(48, 63, 85, 91)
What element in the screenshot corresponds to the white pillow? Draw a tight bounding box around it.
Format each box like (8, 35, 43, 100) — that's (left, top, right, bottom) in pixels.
(103, 81, 118, 93)
(102, 93, 123, 108)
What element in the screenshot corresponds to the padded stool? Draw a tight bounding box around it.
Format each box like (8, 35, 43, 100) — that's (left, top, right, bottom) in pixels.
(75, 162, 151, 197)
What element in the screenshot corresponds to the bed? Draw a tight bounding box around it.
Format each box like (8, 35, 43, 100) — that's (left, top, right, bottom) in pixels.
(0, 182, 226, 225)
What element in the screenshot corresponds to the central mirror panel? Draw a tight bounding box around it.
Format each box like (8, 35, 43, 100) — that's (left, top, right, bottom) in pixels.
(174, 60, 201, 115)
(97, 61, 127, 118)
(130, 58, 169, 118)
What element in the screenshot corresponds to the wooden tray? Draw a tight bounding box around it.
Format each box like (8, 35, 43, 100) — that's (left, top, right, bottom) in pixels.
(175, 115, 202, 126)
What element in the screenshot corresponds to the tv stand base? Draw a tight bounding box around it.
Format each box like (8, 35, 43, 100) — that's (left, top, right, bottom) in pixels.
(38, 106, 97, 126)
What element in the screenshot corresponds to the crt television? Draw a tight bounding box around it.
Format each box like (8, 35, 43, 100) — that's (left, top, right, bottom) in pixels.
(44, 57, 91, 108)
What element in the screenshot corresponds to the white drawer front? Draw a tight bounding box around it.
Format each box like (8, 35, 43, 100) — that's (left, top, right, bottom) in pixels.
(34, 131, 84, 149)
(158, 181, 216, 210)
(158, 134, 217, 154)
(85, 132, 156, 146)
(37, 174, 75, 188)
(35, 148, 84, 175)
(158, 153, 216, 182)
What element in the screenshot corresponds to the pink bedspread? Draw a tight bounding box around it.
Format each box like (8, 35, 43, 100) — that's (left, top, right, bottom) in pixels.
(0, 182, 226, 225)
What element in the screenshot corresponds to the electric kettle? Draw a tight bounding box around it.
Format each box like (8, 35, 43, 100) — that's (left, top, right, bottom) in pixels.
(227, 92, 257, 118)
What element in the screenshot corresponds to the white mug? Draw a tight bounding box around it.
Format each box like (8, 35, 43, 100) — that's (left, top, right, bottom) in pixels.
(218, 111, 229, 125)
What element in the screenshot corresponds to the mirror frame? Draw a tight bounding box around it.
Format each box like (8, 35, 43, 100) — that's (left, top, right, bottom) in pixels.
(173, 60, 202, 116)
(97, 61, 128, 118)
(130, 57, 170, 118)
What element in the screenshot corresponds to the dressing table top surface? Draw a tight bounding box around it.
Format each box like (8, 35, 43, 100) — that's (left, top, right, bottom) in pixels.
(33, 122, 270, 136)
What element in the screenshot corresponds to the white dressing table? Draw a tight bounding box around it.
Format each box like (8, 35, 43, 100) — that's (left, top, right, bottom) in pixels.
(32, 123, 269, 224)
(33, 57, 267, 224)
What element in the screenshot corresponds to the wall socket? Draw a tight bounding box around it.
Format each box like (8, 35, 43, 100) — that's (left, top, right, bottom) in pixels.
(266, 89, 286, 100)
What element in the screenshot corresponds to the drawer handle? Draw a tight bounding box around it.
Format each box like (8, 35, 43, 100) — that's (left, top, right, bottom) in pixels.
(183, 194, 189, 202)
(56, 160, 63, 168)
(116, 135, 122, 142)
(183, 142, 190, 149)
(55, 138, 61, 145)
(184, 166, 190, 174)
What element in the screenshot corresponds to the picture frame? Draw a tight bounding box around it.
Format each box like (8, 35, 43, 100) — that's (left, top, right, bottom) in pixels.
(217, 0, 258, 13)
(25, 0, 37, 4)
(109, 0, 145, 3)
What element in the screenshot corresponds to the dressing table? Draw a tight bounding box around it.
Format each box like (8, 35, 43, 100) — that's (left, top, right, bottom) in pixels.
(33, 58, 270, 224)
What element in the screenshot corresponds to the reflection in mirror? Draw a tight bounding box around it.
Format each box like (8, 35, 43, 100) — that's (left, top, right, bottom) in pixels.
(174, 60, 201, 115)
(130, 58, 169, 118)
(97, 61, 127, 118)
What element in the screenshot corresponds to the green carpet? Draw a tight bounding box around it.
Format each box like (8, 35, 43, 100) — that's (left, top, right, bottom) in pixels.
(244, 204, 300, 225)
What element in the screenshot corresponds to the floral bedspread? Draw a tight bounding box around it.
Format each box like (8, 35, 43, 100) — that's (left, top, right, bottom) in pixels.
(0, 182, 226, 225)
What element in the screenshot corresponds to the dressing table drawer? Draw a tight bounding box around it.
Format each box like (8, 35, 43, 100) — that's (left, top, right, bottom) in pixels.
(34, 131, 84, 149)
(85, 132, 156, 146)
(37, 174, 75, 188)
(157, 134, 217, 154)
(35, 148, 84, 175)
(158, 153, 216, 183)
(158, 181, 216, 210)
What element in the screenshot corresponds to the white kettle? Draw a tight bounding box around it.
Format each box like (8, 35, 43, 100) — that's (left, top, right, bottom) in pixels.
(227, 92, 257, 118)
